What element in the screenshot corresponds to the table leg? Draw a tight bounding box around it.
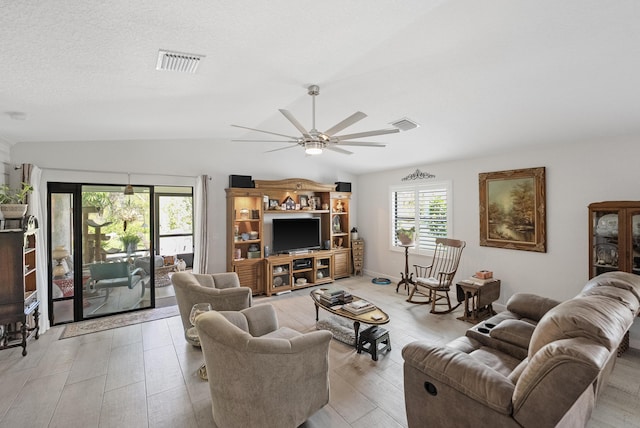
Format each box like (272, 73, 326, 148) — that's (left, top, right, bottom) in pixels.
(353, 321, 361, 348)
(396, 246, 415, 294)
(315, 304, 319, 321)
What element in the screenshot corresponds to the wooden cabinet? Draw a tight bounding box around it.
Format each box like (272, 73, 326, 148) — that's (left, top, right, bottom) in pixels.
(588, 201, 640, 278)
(226, 188, 265, 295)
(233, 258, 264, 295)
(265, 251, 334, 296)
(333, 249, 351, 279)
(227, 178, 354, 295)
(352, 238, 364, 276)
(0, 217, 40, 356)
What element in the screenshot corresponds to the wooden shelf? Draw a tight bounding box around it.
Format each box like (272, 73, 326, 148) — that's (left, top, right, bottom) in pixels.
(227, 179, 353, 296)
(0, 223, 40, 356)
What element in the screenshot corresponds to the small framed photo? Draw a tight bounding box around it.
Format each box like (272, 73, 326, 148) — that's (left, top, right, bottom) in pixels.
(299, 195, 308, 207)
(312, 196, 321, 209)
(269, 199, 279, 209)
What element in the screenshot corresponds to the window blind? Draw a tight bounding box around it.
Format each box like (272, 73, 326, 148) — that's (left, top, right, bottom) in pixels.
(391, 182, 450, 254)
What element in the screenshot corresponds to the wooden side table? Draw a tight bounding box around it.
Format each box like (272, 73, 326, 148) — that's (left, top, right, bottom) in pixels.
(456, 279, 501, 323)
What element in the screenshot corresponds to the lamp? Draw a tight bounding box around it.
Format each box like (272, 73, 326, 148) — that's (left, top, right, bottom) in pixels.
(304, 141, 324, 155)
(52, 246, 70, 277)
(124, 173, 134, 195)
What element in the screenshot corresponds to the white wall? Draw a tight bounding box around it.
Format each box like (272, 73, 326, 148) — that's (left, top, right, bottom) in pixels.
(11, 136, 640, 347)
(356, 135, 640, 347)
(10, 140, 356, 274)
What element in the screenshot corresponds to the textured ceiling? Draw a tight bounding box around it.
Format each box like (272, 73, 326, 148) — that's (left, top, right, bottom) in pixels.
(1, 0, 640, 174)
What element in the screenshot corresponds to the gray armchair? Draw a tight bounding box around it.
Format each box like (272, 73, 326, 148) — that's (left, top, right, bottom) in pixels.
(195, 304, 332, 428)
(171, 272, 252, 346)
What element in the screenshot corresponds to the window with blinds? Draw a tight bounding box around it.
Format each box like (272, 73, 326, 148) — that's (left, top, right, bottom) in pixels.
(391, 182, 451, 254)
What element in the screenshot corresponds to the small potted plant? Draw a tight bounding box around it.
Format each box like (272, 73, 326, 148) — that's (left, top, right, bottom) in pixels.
(120, 231, 142, 254)
(0, 182, 33, 219)
(350, 227, 358, 240)
(396, 226, 415, 245)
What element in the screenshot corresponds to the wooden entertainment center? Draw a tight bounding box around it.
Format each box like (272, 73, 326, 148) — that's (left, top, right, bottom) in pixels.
(226, 178, 353, 296)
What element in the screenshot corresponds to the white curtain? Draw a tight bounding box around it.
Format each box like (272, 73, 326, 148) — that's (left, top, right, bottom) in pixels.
(23, 164, 50, 333)
(193, 174, 209, 273)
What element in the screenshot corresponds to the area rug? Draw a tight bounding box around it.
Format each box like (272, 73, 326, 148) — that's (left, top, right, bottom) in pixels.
(59, 305, 179, 339)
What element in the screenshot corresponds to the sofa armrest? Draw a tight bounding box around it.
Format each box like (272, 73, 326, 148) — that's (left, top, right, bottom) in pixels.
(211, 272, 241, 289)
(506, 293, 560, 322)
(241, 304, 279, 337)
(402, 341, 515, 414)
(214, 287, 253, 311)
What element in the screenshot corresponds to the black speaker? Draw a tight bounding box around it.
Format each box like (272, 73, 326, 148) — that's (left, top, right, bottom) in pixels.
(335, 181, 351, 192)
(229, 175, 254, 188)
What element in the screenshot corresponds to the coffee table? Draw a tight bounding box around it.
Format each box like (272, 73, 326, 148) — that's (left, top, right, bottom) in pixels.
(310, 290, 390, 347)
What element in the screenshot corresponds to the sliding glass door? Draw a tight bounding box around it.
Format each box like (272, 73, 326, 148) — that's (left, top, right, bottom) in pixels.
(81, 184, 153, 318)
(49, 183, 156, 324)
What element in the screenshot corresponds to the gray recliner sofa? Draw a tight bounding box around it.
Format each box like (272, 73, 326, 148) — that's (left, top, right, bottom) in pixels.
(402, 271, 640, 428)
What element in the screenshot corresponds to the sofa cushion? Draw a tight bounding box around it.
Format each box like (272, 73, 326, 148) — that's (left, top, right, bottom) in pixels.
(581, 285, 639, 314)
(506, 293, 560, 322)
(490, 319, 536, 349)
(529, 295, 635, 357)
(582, 270, 640, 301)
(263, 327, 302, 340)
(469, 347, 522, 377)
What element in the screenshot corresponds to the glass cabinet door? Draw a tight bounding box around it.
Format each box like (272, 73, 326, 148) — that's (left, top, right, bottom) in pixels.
(626, 210, 640, 276)
(591, 209, 620, 278)
(589, 202, 640, 279)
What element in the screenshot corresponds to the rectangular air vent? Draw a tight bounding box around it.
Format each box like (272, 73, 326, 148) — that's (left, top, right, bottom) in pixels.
(390, 117, 420, 131)
(156, 49, 205, 73)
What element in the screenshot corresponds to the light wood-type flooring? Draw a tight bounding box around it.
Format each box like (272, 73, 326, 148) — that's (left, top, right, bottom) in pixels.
(0, 275, 638, 427)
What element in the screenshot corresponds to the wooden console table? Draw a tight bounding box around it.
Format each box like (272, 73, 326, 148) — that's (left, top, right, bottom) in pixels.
(456, 279, 501, 323)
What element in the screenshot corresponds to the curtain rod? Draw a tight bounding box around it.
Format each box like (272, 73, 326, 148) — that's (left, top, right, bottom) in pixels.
(16, 164, 208, 180)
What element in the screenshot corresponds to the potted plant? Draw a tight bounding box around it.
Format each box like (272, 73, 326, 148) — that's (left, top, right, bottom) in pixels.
(0, 182, 33, 219)
(120, 231, 141, 253)
(396, 226, 415, 245)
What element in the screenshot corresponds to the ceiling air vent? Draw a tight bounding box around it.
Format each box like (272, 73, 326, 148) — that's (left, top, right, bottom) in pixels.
(390, 117, 420, 131)
(156, 49, 205, 73)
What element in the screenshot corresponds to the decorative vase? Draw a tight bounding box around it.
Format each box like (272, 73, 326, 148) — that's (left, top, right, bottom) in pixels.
(0, 204, 28, 219)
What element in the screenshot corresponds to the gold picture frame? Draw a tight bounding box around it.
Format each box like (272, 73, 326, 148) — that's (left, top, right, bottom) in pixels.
(479, 167, 546, 252)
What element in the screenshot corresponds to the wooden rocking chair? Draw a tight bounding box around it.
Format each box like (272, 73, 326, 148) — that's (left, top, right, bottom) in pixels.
(408, 238, 466, 313)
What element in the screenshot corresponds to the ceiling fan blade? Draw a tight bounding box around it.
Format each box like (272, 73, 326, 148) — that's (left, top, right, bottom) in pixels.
(279, 109, 311, 138)
(232, 139, 298, 143)
(231, 124, 300, 140)
(335, 141, 386, 147)
(324, 146, 353, 155)
(265, 145, 300, 153)
(323, 111, 367, 136)
(334, 128, 400, 140)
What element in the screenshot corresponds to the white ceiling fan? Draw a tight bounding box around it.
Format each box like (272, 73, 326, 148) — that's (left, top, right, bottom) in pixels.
(231, 85, 400, 155)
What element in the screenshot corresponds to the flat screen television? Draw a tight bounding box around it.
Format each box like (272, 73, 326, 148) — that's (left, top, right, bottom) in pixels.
(272, 218, 321, 254)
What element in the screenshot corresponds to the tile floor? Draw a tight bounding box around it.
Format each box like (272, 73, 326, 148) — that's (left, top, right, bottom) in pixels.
(0, 275, 638, 427)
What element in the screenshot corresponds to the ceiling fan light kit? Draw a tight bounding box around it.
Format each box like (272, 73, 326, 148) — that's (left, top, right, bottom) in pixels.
(232, 85, 403, 156)
(304, 141, 324, 155)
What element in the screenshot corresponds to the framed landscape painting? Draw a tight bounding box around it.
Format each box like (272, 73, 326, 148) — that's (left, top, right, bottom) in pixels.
(479, 167, 546, 252)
